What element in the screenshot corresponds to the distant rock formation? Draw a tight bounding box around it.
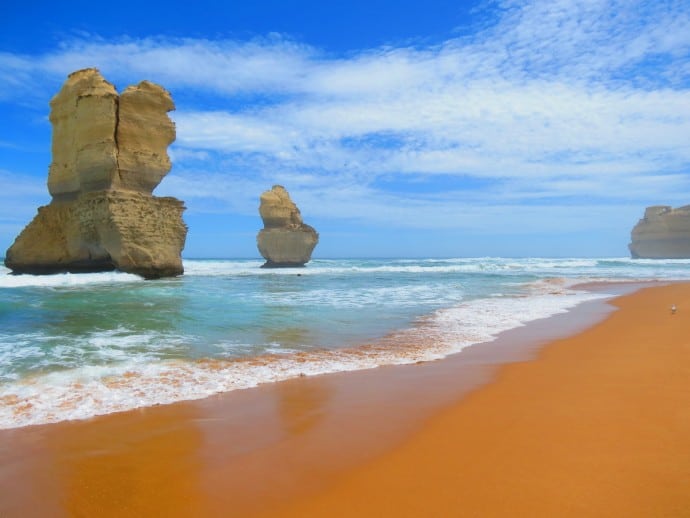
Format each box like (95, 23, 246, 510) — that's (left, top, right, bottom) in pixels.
(5, 68, 187, 279)
(629, 205, 690, 259)
(256, 185, 318, 267)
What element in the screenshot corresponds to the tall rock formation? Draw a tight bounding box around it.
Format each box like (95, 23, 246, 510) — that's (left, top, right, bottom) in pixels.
(5, 68, 187, 279)
(629, 205, 690, 259)
(256, 185, 318, 267)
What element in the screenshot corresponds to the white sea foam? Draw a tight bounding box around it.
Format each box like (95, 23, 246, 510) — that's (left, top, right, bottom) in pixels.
(0, 284, 607, 429)
(0, 328, 192, 382)
(182, 258, 597, 277)
(0, 267, 142, 288)
(3, 258, 690, 289)
(2, 256, 689, 429)
(181, 257, 690, 280)
(250, 283, 465, 308)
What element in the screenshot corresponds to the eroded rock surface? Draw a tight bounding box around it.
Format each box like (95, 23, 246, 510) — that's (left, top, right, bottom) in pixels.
(256, 185, 318, 267)
(117, 81, 176, 193)
(48, 69, 119, 198)
(629, 205, 690, 259)
(5, 68, 187, 278)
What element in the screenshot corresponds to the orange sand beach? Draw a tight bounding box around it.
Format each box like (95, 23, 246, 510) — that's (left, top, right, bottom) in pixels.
(1, 283, 690, 516)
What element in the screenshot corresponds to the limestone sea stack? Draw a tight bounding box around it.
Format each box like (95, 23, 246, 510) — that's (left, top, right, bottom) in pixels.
(629, 205, 690, 259)
(5, 68, 187, 279)
(256, 185, 319, 267)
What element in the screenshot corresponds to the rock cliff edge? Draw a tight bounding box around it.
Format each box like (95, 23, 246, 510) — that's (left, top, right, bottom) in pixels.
(256, 185, 318, 267)
(5, 68, 187, 278)
(629, 205, 690, 259)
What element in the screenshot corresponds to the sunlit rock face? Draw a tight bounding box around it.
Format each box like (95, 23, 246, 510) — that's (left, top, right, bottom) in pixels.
(629, 205, 690, 259)
(256, 185, 319, 267)
(5, 68, 187, 279)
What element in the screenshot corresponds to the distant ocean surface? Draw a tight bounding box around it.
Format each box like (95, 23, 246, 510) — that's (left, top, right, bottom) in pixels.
(2, 257, 689, 429)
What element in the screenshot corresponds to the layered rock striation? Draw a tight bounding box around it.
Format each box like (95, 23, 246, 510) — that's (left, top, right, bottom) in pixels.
(5, 68, 187, 278)
(629, 205, 690, 259)
(256, 185, 318, 267)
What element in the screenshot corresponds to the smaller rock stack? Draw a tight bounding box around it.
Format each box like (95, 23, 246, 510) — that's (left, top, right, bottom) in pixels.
(629, 205, 690, 259)
(256, 185, 319, 267)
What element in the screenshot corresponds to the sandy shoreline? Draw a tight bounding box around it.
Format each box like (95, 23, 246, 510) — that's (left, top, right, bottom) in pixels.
(1, 282, 689, 516)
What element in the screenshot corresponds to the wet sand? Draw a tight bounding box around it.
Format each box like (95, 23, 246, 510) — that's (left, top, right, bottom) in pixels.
(2, 283, 689, 516)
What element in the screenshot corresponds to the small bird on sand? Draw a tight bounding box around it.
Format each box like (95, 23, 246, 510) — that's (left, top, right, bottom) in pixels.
(671, 304, 677, 314)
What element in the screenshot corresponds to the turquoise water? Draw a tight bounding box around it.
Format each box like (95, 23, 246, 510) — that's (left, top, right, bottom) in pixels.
(1, 257, 689, 428)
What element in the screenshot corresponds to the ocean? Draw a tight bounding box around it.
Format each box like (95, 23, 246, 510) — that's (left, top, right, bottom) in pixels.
(1, 257, 689, 429)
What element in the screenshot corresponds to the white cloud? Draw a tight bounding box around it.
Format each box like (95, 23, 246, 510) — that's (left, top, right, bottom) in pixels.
(170, 80, 690, 185)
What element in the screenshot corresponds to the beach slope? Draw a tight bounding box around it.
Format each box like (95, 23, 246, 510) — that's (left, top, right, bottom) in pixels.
(1, 284, 689, 517)
(269, 283, 690, 517)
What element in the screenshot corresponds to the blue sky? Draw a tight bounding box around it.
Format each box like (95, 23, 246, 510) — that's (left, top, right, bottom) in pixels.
(1, 0, 689, 258)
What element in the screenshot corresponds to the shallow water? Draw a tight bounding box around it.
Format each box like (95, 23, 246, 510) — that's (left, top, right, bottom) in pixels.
(1, 257, 689, 428)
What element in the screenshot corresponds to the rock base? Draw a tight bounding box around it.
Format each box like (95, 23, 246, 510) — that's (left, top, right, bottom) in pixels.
(257, 227, 318, 267)
(5, 191, 187, 279)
